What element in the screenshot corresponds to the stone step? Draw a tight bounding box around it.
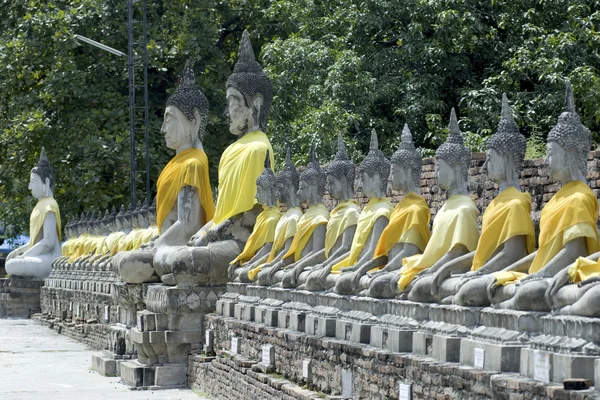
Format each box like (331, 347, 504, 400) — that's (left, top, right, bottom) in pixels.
(91, 353, 119, 377)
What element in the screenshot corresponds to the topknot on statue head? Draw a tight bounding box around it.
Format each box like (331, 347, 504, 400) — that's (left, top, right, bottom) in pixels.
(359, 129, 390, 194)
(31, 147, 56, 191)
(435, 108, 471, 180)
(300, 143, 327, 197)
(391, 124, 422, 189)
(257, 150, 277, 192)
(326, 132, 356, 185)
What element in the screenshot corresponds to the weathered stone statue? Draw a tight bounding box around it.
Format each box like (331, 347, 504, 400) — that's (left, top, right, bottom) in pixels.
(365, 124, 431, 298)
(410, 95, 536, 304)
(306, 129, 393, 293)
(245, 146, 303, 283)
(6, 148, 62, 278)
(282, 133, 360, 289)
(114, 62, 215, 284)
(229, 152, 281, 282)
(256, 144, 329, 286)
(155, 30, 274, 286)
(395, 109, 479, 298)
(479, 83, 599, 311)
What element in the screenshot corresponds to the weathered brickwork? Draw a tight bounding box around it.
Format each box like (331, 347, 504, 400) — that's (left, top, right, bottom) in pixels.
(33, 313, 111, 350)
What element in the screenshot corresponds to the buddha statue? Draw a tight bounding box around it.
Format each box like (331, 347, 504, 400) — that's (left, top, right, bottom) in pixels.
(391, 109, 480, 298)
(411, 95, 536, 304)
(98, 206, 128, 272)
(114, 62, 215, 284)
(6, 148, 62, 279)
(479, 83, 599, 311)
(256, 144, 329, 286)
(281, 133, 360, 289)
(244, 146, 303, 283)
(229, 152, 281, 281)
(155, 30, 275, 286)
(364, 124, 431, 298)
(303, 129, 393, 293)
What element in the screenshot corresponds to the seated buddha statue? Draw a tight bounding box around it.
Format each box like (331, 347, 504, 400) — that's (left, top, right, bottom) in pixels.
(98, 206, 128, 272)
(86, 208, 119, 270)
(243, 146, 303, 283)
(256, 144, 329, 286)
(478, 83, 599, 311)
(114, 62, 215, 284)
(6, 148, 62, 279)
(72, 211, 105, 270)
(229, 153, 281, 281)
(364, 124, 431, 298)
(303, 129, 393, 293)
(54, 217, 77, 270)
(155, 30, 275, 287)
(281, 133, 360, 289)
(389, 109, 480, 299)
(410, 95, 535, 305)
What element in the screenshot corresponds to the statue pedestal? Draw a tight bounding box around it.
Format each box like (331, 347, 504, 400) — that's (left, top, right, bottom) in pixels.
(0, 276, 44, 318)
(120, 284, 226, 388)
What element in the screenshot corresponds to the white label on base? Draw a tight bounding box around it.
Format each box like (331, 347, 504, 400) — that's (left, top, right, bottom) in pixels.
(261, 344, 273, 365)
(399, 383, 412, 400)
(474, 347, 485, 368)
(534, 351, 550, 383)
(231, 337, 240, 354)
(205, 330, 213, 347)
(69, 302, 73, 312)
(137, 315, 143, 332)
(341, 369, 352, 398)
(76, 304, 80, 317)
(104, 305, 110, 322)
(302, 359, 311, 379)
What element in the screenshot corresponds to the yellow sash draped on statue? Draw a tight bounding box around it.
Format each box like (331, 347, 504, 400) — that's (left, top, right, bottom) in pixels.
(282, 204, 329, 262)
(212, 131, 274, 225)
(471, 187, 535, 271)
(29, 197, 61, 245)
(325, 200, 360, 258)
(568, 257, 600, 283)
(142, 226, 159, 244)
(398, 195, 479, 290)
(69, 234, 89, 262)
(331, 198, 393, 274)
(61, 237, 76, 257)
(373, 193, 431, 259)
(108, 232, 126, 256)
(231, 206, 281, 266)
(156, 147, 214, 234)
(494, 271, 529, 286)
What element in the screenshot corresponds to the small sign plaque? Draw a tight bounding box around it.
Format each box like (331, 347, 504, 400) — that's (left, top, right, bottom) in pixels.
(534, 351, 550, 383)
(399, 383, 412, 400)
(302, 359, 311, 379)
(474, 347, 485, 368)
(76, 304, 80, 317)
(69, 302, 73, 312)
(231, 337, 240, 354)
(341, 369, 352, 398)
(261, 344, 274, 365)
(104, 305, 110, 322)
(137, 315, 143, 332)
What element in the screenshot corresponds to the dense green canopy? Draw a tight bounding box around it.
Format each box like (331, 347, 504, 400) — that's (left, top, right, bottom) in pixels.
(1, 0, 599, 236)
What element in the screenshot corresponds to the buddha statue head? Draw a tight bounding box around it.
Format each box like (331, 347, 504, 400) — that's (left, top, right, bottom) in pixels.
(276, 145, 300, 207)
(29, 147, 56, 200)
(115, 205, 126, 232)
(132, 201, 143, 228)
(139, 201, 149, 228)
(298, 143, 326, 206)
(436, 108, 471, 195)
(94, 211, 103, 235)
(326, 132, 355, 201)
(545, 82, 591, 184)
(76, 212, 85, 236)
(149, 198, 157, 226)
(100, 210, 109, 235)
(360, 129, 390, 199)
(107, 206, 117, 233)
(226, 30, 273, 137)
(390, 124, 422, 194)
(484, 94, 527, 188)
(162, 62, 209, 152)
(256, 151, 277, 207)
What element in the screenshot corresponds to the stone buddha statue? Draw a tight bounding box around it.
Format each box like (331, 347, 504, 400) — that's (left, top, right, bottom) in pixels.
(281, 133, 360, 289)
(229, 152, 281, 282)
(256, 144, 329, 286)
(411, 95, 536, 304)
(364, 124, 431, 298)
(114, 62, 215, 284)
(303, 129, 393, 293)
(6, 148, 62, 279)
(394, 109, 479, 299)
(479, 83, 599, 311)
(155, 30, 275, 287)
(244, 146, 303, 283)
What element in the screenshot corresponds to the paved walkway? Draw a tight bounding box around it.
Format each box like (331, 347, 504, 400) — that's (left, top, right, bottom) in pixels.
(0, 319, 209, 400)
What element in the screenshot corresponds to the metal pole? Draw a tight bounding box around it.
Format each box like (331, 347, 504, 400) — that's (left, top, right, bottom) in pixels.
(142, 0, 150, 206)
(127, 0, 136, 207)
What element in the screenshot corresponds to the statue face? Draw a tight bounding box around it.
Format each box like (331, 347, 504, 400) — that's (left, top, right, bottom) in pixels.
(226, 87, 253, 136)
(483, 149, 506, 183)
(545, 142, 569, 182)
(390, 163, 410, 191)
(29, 171, 47, 199)
(436, 159, 454, 190)
(361, 170, 381, 198)
(162, 106, 192, 150)
(327, 174, 345, 200)
(297, 179, 316, 203)
(256, 184, 273, 206)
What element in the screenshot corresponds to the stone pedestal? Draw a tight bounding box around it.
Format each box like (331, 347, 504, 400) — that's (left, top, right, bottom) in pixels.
(0, 276, 44, 318)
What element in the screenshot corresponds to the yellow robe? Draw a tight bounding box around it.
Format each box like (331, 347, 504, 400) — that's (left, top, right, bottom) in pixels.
(324, 200, 361, 258)
(61, 237, 76, 257)
(108, 232, 126, 256)
(373, 192, 431, 259)
(398, 195, 479, 290)
(156, 147, 214, 234)
(331, 198, 393, 273)
(230, 206, 281, 266)
(212, 131, 274, 225)
(29, 197, 61, 245)
(142, 226, 159, 244)
(282, 204, 330, 262)
(471, 187, 535, 271)
(568, 257, 600, 283)
(69, 234, 89, 262)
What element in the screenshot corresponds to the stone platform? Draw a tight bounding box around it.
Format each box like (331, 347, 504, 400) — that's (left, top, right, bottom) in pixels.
(0, 276, 44, 318)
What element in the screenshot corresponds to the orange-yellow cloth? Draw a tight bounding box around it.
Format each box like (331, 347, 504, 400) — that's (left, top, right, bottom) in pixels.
(471, 187, 535, 271)
(230, 206, 281, 266)
(331, 197, 393, 273)
(142, 226, 159, 244)
(29, 197, 61, 245)
(373, 192, 431, 259)
(212, 131, 274, 225)
(69, 234, 89, 262)
(567, 257, 600, 283)
(494, 271, 528, 286)
(398, 195, 479, 290)
(282, 204, 329, 262)
(61, 236, 77, 257)
(105, 231, 126, 256)
(325, 200, 360, 258)
(156, 147, 214, 234)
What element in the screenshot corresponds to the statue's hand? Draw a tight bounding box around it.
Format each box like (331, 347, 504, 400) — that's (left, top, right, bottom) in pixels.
(486, 278, 500, 301)
(228, 263, 237, 280)
(389, 271, 402, 295)
(462, 270, 480, 280)
(367, 270, 383, 278)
